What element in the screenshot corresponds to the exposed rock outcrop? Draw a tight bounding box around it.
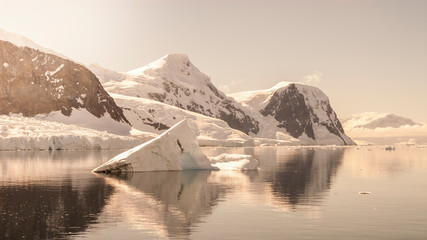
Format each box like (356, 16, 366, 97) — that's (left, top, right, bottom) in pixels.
(230, 82, 355, 145)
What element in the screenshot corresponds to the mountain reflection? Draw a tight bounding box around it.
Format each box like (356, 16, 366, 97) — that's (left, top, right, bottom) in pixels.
(264, 148, 345, 206)
(0, 179, 113, 239)
(98, 171, 229, 238)
(0, 150, 118, 240)
(95, 148, 346, 238)
(0, 148, 347, 239)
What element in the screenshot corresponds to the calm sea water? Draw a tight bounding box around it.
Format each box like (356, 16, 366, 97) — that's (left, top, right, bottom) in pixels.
(0, 146, 426, 240)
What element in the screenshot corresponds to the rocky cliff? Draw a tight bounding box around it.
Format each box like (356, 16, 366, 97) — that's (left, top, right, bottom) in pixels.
(0, 40, 129, 125)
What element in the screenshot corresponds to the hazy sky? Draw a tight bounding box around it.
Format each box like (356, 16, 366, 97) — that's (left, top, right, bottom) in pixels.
(1, 0, 426, 122)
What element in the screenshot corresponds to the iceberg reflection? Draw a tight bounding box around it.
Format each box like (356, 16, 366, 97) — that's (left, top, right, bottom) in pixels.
(96, 171, 230, 238)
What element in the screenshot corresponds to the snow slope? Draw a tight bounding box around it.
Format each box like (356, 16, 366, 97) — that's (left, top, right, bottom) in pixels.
(0, 28, 68, 59)
(0, 115, 153, 151)
(230, 82, 355, 145)
(110, 93, 254, 146)
(90, 54, 259, 135)
(35, 108, 132, 136)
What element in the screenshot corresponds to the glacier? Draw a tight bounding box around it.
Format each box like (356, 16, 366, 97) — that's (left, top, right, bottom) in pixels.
(0, 115, 151, 151)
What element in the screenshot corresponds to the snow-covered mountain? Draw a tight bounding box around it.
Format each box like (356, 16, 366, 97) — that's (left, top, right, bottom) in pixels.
(0, 28, 355, 146)
(230, 82, 355, 145)
(90, 54, 259, 135)
(343, 112, 421, 129)
(91, 55, 354, 145)
(0, 40, 130, 135)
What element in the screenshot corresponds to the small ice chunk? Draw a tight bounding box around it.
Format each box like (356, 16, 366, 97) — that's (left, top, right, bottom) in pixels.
(3, 62, 9, 68)
(209, 153, 259, 171)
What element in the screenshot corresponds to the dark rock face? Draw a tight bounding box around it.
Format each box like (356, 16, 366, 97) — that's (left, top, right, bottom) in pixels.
(260, 83, 346, 143)
(261, 84, 314, 139)
(218, 99, 259, 135)
(0, 40, 128, 124)
(320, 103, 345, 141)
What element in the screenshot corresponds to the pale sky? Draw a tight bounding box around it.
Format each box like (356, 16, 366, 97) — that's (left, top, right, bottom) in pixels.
(1, 0, 426, 122)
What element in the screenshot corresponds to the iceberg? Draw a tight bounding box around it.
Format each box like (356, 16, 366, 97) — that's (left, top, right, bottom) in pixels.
(93, 119, 217, 173)
(209, 153, 259, 171)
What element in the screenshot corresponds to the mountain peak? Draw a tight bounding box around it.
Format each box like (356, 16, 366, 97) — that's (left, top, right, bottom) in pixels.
(163, 53, 190, 63)
(127, 53, 192, 76)
(269, 81, 293, 91)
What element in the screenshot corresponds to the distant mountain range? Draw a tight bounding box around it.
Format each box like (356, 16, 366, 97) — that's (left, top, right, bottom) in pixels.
(343, 112, 420, 129)
(343, 112, 426, 145)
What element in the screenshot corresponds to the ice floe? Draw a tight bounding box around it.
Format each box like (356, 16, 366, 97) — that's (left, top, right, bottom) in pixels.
(209, 153, 259, 171)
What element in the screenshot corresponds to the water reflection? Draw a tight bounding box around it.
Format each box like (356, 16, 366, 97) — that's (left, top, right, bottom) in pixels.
(202, 147, 346, 207)
(0, 147, 347, 239)
(0, 150, 119, 240)
(0, 179, 113, 239)
(90, 148, 346, 238)
(265, 148, 345, 206)
(96, 171, 229, 239)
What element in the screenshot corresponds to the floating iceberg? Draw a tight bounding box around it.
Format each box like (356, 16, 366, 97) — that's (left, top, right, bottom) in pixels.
(209, 153, 259, 171)
(93, 119, 217, 173)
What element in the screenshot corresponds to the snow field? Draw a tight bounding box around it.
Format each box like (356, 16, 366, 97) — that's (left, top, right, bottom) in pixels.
(0, 115, 151, 150)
